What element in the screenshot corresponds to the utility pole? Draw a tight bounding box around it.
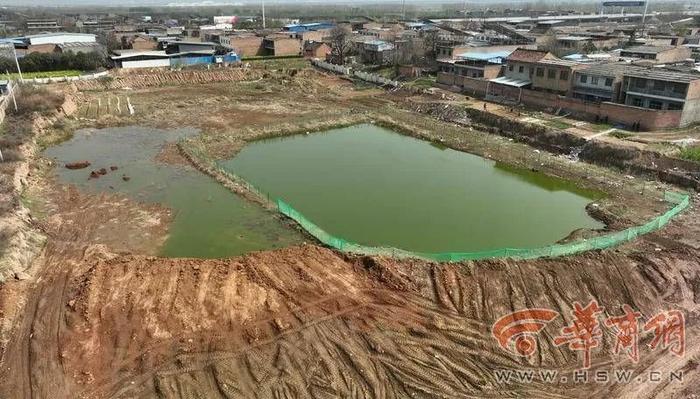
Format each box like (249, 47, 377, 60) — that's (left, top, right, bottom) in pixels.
(463, 0, 468, 21)
(401, 0, 406, 19)
(262, 0, 266, 29)
(641, 0, 650, 34)
(11, 45, 22, 81)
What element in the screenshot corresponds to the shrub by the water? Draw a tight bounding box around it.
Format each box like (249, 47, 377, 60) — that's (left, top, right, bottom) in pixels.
(0, 51, 106, 73)
(679, 146, 700, 163)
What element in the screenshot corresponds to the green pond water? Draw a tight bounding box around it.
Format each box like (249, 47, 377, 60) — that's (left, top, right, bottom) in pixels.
(221, 124, 605, 253)
(44, 127, 304, 258)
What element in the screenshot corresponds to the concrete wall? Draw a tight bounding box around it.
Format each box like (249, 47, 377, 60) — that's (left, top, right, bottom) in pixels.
(312, 59, 351, 75)
(122, 58, 171, 69)
(21, 71, 109, 84)
(312, 59, 400, 87)
(681, 79, 700, 126)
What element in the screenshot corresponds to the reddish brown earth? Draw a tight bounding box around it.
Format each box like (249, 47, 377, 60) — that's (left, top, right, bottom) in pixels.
(0, 185, 698, 398)
(1, 67, 699, 399)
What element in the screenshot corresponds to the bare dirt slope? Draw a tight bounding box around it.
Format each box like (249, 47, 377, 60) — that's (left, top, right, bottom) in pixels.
(1, 67, 699, 399)
(1, 199, 698, 398)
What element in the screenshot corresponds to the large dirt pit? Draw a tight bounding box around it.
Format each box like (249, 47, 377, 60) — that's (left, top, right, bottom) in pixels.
(0, 66, 698, 399)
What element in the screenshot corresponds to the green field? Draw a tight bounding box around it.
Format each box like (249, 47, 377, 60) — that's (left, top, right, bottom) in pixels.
(679, 146, 700, 163)
(243, 56, 308, 70)
(4, 70, 82, 80)
(609, 131, 633, 139)
(544, 119, 574, 130)
(404, 76, 436, 90)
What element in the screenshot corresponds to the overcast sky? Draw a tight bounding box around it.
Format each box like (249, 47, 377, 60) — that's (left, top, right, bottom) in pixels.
(1, 0, 547, 7)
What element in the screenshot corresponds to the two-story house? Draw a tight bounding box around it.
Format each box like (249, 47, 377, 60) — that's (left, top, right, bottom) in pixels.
(620, 69, 700, 126)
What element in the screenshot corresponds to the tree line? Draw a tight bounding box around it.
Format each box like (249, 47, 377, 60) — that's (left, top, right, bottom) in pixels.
(0, 51, 107, 74)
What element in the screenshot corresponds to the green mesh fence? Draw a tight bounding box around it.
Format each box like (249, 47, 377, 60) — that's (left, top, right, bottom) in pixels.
(277, 191, 690, 262)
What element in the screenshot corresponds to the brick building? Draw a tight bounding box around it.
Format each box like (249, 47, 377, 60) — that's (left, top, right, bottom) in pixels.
(619, 45, 692, 64)
(220, 34, 264, 57)
(262, 36, 301, 56)
(303, 41, 331, 59)
(128, 35, 157, 51)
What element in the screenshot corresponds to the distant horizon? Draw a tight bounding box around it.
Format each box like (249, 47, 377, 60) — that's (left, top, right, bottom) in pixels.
(0, 0, 606, 8)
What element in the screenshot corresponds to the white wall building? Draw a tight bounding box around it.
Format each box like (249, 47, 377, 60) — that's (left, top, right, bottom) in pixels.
(25, 33, 97, 46)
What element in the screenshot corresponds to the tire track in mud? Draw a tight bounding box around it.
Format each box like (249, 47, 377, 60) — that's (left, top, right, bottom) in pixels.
(58, 233, 696, 398)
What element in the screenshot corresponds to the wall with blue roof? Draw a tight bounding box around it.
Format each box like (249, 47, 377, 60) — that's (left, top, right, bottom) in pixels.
(456, 50, 514, 64)
(283, 22, 335, 32)
(169, 52, 239, 68)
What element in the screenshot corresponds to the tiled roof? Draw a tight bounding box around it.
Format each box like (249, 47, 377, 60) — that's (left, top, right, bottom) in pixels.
(623, 68, 700, 83)
(621, 46, 674, 54)
(537, 58, 582, 67)
(577, 62, 637, 77)
(507, 48, 550, 63)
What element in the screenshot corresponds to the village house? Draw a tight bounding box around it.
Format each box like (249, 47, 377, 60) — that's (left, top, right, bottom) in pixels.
(220, 33, 264, 57)
(362, 27, 398, 42)
(500, 48, 556, 84)
(127, 34, 157, 51)
(436, 44, 473, 60)
(619, 45, 692, 64)
(25, 19, 60, 31)
(358, 40, 395, 65)
(531, 58, 585, 95)
(620, 69, 700, 126)
(303, 41, 331, 59)
(262, 35, 301, 56)
(56, 41, 104, 55)
(572, 63, 630, 103)
(438, 51, 510, 80)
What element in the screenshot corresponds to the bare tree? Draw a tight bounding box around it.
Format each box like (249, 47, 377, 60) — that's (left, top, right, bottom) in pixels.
(538, 30, 565, 57)
(581, 41, 597, 54)
(329, 27, 351, 65)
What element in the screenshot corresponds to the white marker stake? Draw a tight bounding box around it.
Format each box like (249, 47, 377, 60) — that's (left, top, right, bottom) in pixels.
(127, 97, 135, 115)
